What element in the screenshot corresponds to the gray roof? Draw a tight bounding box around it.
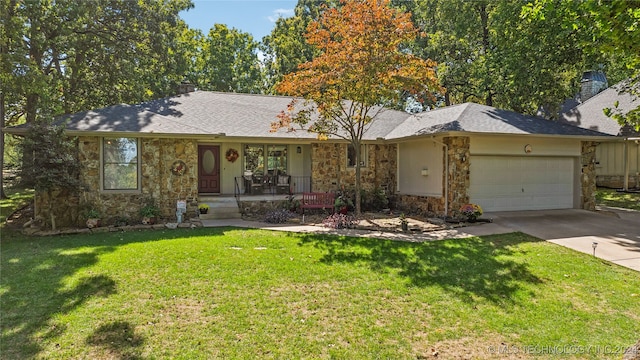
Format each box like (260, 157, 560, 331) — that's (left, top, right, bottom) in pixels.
(385, 102, 609, 139)
(560, 82, 639, 136)
(52, 91, 409, 141)
(5, 91, 611, 140)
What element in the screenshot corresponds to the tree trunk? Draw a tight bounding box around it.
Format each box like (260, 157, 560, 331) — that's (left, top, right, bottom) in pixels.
(48, 190, 56, 230)
(354, 140, 362, 215)
(477, 2, 494, 107)
(0, 92, 6, 199)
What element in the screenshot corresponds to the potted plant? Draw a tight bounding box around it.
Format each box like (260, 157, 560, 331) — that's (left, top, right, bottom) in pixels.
(140, 200, 161, 225)
(334, 195, 353, 215)
(198, 203, 210, 215)
(460, 203, 483, 222)
(85, 209, 101, 229)
(399, 213, 408, 231)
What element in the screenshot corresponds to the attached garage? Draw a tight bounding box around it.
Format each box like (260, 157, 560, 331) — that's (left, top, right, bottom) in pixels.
(388, 102, 608, 217)
(469, 155, 577, 212)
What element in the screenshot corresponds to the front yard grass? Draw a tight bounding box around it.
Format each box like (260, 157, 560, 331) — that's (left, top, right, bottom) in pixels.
(2, 228, 639, 359)
(596, 187, 640, 211)
(0, 185, 33, 226)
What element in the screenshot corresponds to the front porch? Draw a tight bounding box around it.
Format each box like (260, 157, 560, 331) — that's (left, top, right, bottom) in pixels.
(198, 192, 301, 220)
(197, 173, 312, 220)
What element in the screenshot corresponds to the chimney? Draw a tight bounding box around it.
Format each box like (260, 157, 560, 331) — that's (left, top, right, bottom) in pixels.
(178, 81, 195, 94)
(580, 70, 608, 102)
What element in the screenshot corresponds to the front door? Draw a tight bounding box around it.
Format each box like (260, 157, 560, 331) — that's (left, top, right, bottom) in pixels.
(198, 145, 220, 193)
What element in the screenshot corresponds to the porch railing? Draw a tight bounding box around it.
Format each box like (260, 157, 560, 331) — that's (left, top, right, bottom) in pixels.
(234, 176, 311, 196)
(234, 176, 242, 204)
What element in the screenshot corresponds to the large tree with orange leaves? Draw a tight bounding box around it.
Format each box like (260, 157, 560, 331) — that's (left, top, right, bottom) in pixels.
(272, 0, 441, 214)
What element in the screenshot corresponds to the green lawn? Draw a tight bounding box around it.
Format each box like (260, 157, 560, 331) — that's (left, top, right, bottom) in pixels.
(0, 186, 34, 225)
(1, 228, 639, 359)
(596, 187, 640, 211)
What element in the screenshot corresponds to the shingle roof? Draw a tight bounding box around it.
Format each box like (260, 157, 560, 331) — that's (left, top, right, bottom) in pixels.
(385, 103, 609, 139)
(5, 91, 611, 140)
(560, 82, 639, 136)
(54, 91, 410, 140)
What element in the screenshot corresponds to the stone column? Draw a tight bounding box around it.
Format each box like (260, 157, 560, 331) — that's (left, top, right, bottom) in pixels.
(581, 141, 598, 210)
(443, 136, 471, 216)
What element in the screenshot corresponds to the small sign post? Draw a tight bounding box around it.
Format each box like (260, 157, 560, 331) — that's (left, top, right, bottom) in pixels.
(176, 200, 187, 223)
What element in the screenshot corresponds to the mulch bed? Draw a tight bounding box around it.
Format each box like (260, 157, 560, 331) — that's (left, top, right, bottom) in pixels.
(247, 211, 453, 233)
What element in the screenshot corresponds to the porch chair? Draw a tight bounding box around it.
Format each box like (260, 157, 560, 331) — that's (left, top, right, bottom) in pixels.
(250, 175, 264, 195)
(276, 175, 291, 194)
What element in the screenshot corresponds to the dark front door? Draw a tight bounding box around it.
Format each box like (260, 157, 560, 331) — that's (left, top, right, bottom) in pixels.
(198, 145, 220, 193)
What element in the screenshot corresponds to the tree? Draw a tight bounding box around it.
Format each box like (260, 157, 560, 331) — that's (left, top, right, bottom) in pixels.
(261, 0, 333, 92)
(1, 0, 194, 197)
(271, 0, 441, 215)
(196, 24, 263, 93)
(522, 0, 640, 129)
(1, 0, 194, 122)
(396, 0, 594, 117)
(393, 0, 498, 107)
(18, 120, 82, 230)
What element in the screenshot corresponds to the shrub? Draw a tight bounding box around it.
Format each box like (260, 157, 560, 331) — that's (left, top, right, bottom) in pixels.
(341, 187, 389, 212)
(322, 213, 357, 229)
(140, 198, 161, 218)
(265, 209, 295, 224)
(113, 216, 130, 227)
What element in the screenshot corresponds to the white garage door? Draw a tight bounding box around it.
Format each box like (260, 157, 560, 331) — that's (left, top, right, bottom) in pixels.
(469, 156, 575, 212)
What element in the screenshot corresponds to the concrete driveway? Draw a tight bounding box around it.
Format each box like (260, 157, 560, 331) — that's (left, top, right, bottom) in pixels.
(477, 207, 640, 272)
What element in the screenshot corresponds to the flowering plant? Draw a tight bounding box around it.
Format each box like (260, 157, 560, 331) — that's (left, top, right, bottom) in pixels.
(460, 203, 483, 221)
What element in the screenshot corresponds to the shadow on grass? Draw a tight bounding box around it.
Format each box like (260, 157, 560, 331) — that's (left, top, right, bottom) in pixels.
(86, 321, 145, 360)
(0, 227, 229, 359)
(297, 232, 544, 305)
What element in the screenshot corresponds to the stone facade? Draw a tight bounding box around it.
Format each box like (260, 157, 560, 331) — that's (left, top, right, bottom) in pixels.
(239, 199, 288, 217)
(581, 141, 598, 210)
(597, 175, 639, 189)
(444, 136, 471, 216)
(396, 194, 444, 217)
(36, 136, 200, 228)
(310, 143, 397, 193)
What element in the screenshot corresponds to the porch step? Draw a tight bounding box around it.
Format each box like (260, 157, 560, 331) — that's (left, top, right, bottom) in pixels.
(198, 196, 242, 220)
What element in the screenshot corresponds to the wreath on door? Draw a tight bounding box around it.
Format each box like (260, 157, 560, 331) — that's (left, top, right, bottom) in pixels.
(225, 148, 239, 163)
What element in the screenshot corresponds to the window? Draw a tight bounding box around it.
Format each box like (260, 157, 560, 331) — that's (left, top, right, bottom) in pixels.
(102, 137, 139, 190)
(347, 144, 367, 168)
(244, 144, 264, 175)
(243, 144, 288, 176)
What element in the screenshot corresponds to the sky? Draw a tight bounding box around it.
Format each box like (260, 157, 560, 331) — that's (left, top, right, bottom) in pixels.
(179, 0, 298, 41)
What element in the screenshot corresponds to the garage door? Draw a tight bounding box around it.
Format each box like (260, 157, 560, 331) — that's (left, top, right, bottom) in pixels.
(469, 156, 575, 212)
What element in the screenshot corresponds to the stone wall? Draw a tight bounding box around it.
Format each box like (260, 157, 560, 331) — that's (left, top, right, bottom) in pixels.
(396, 194, 444, 217)
(36, 136, 200, 228)
(310, 143, 397, 193)
(597, 175, 640, 189)
(581, 141, 598, 210)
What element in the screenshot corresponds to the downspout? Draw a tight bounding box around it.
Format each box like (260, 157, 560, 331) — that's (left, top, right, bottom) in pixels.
(431, 137, 449, 218)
